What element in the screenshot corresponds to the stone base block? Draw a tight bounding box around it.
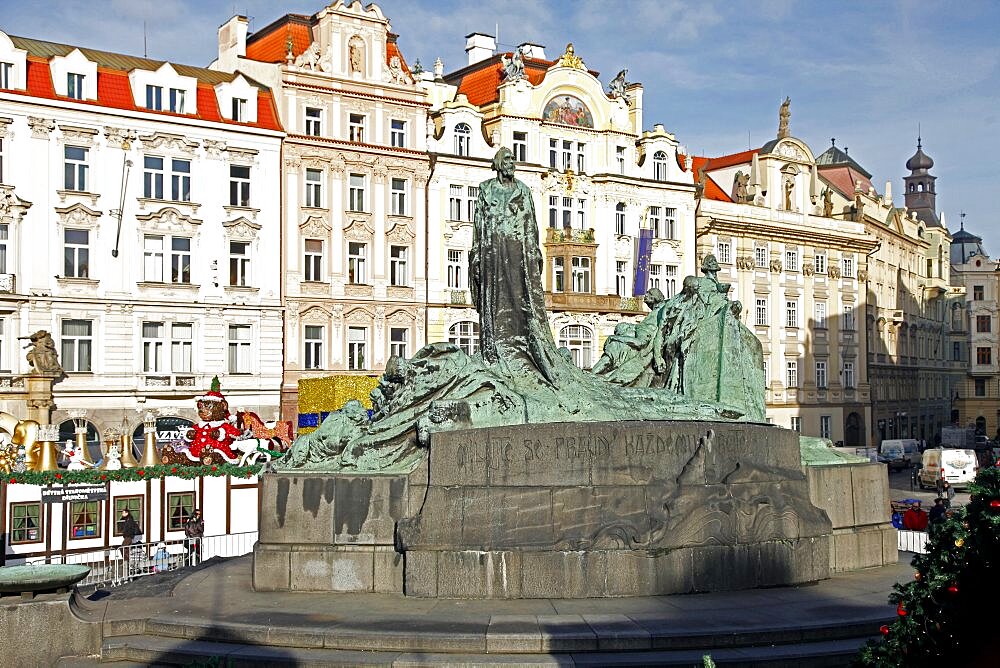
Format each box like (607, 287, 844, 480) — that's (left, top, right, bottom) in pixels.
(253, 542, 403, 593)
(828, 524, 898, 572)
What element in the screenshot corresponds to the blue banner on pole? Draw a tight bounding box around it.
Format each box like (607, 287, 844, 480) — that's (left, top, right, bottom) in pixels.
(632, 228, 654, 296)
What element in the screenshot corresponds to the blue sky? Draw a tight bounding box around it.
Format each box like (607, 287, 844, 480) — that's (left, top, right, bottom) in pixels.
(3, 0, 998, 254)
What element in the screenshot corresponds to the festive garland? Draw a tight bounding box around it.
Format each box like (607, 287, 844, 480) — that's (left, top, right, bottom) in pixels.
(5, 462, 265, 486)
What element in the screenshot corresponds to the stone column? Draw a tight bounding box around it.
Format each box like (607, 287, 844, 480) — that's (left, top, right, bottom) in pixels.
(22, 373, 58, 425)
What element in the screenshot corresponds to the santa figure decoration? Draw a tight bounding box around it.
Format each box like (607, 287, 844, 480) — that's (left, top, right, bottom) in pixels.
(184, 376, 242, 464)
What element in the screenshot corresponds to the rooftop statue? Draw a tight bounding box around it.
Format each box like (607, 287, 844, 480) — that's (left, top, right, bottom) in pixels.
(500, 47, 526, 82)
(607, 68, 629, 99)
(283, 150, 764, 472)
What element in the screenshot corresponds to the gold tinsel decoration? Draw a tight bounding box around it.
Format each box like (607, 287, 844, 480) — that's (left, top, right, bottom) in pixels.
(298, 375, 379, 435)
(0, 443, 17, 474)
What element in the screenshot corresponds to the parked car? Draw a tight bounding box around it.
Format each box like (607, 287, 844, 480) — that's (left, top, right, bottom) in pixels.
(917, 448, 978, 490)
(879, 439, 921, 471)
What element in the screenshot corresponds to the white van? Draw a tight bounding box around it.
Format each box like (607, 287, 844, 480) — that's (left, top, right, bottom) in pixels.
(918, 448, 978, 490)
(879, 439, 921, 471)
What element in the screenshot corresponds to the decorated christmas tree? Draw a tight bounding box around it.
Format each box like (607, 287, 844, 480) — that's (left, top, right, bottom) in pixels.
(859, 467, 1000, 666)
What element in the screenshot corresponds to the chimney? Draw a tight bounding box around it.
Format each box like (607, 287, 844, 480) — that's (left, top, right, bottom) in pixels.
(465, 33, 496, 66)
(218, 15, 248, 61)
(518, 42, 546, 60)
(884, 180, 893, 207)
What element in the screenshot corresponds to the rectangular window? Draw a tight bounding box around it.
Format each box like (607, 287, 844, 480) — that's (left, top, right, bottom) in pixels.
(390, 119, 406, 148)
(348, 242, 367, 283)
(167, 492, 194, 531)
(449, 185, 463, 220)
(513, 131, 527, 162)
(304, 325, 324, 370)
(549, 138, 558, 169)
(820, 415, 832, 440)
(616, 146, 626, 175)
(953, 341, 962, 362)
(229, 241, 250, 286)
(786, 360, 798, 388)
(10, 502, 42, 544)
(171, 323, 192, 373)
(145, 84, 163, 110)
(389, 327, 408, 359)
(717, 241, 732, 264)
(229, 165, 250, 206)
(785, 249, 798, 272)
(349, 173, 365, 212)
(841, 255, 855, 278)
(349, 114, 365, 142)
(0, 62, 12, 90)
(171, 237, 191, 283)
(0, 137, 5, 184)
(64, 146, 88, 191)
(143, 156, 164, 199)
(552, 257, 565, 293)
(228, 325, 250, 373)
(305, 107, 322, 136)
(113, 496, 144, 536)
(843, 361, 855, 389)
(843, 303, 856, 331)
(615, 205, 626, 236)
(142, 321, 166, 373)
(169, 88, 185, 113)
(304, 239, 323, 282)
(562, 140, 572, 170)
(391, 177, 407, 215)
(975, 378, 987, 397)
(815, 302, 827, 329)
(648, 206, 661, 238)
(66, 72, 84, 100)
(466, 186, 479, 222)
(447, 249, 464, 289)
(389, 245, 408, 286)
(616, 260, 627, 296)
(790, 416, 801, 433)
(786, 300, 798, 328)
(649, 263, 662, 290)
(305, 168, 323, 208)
(571, 256, 591, 293)
(755, 297, 768, 327)
(977, 347, 992, 365)
(974, 285, 985, 301)
(64, 229, 89, 278)
(171, 159, 191, 201)
(61, 319, 92, 372)
(0, 222, 7, 274)
(663, 208, 676, 240)
(814, 252, 826, 275)
(577, 198, 586, 229)
(576, 142, 586, 173)
(348, 326, 367, 370)
(144, 235, 164, 282)
(663, 267, 678, 297)
(978, 315, 992, 333)
(231, 97, 246, 122)
(754, 246, 768, 268)
(548, 195, 558, 228)
(816, 361, 827, 389)
(69, 500, 100, 539)
(561, 196, 572, 228)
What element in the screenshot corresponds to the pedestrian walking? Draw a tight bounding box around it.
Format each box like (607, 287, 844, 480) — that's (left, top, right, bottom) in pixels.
(943, 481, 956, 508)
(118, 509, 141, 571)
(184, 509, 204, 565)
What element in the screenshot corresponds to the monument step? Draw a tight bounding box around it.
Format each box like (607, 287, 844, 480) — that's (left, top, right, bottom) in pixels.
(101, 633, 871, 666)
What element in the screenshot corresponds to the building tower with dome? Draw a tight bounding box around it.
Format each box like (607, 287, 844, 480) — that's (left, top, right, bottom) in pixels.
(904, 137, 940, 227)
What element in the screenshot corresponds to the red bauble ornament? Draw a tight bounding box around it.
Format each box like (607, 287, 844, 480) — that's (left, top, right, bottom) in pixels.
(211, 465, 217, 471)
(880, 625, 890, 635)
(947, 584, 959, 595)
(100, 475, 107, 480)
(990, 500, 1000, 509)
(138, 470, 145, 476)
(171, 467, 177, 473)
(914, 572, 922, 581)
(8, 477, 15, 484)
(897, 603, 907, 616)
(55, 473, 62, 479)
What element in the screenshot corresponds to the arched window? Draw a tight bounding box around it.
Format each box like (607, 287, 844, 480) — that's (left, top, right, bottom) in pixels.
(447, 321, 479, 355)
(909, 184, 916, 193)
(918, 182, 925, 192)
(131, 416, 194, 459)
(653, 151, 668, 181)
(454, 123, 471, 157)
(615, 202, 626, 235)
(558, 324, 594, 369)
(57, 419, 102, 463)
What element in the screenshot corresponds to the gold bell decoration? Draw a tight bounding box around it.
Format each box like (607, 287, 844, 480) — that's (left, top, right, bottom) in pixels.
(68, 409, 95, 466)
(138, 411, 161, 467)
(34, 424, 61, 472)
(119, 432, 139, 468)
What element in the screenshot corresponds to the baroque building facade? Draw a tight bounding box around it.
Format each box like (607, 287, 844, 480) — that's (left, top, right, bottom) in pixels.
(0, 30, 284, 454)
(419, 35, 696, 368)
(211, 1, 430, 417)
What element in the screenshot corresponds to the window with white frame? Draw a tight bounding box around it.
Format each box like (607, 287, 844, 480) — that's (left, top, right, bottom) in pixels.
(548, 138, 558, 169)
(171, 159, 191, 201)
(61, 319, 92, 372)
(348, 242, 367, 283)
(449, 185, 464, 221)
(576, 198, 586, 229)
(717, 240, 732, 264)
(229, 241, 250, 286)
(648, 206, 661, 238)
(558, 324, 594, 369)
(785, 249, 798, 272)
(843, 302, 856, 331)
(548, 196, 558, 228)
(305, 107, 321, 136)
(663, 207, 676, 239)
(815, 301, 827, 329)
(229, 165, 250, 206)
(616, 261, 627, 296)
(145, 84, 163, 111)
(0, 223, 7, 274)
(754, 246, 768, 268)
(755, 297, 768, 326)
(649, 263, 661, 290)
(576, 142, 587, 173)
(653, 151, 668, 181)
(66, 73, 84, 100)
(466, 186, 478, 221)
(820, 415, 832, 439)
(552, 257, 565, 292)
(816, 360, 827, 389)
(0, 136, 5, 184)
(615, 203, 626, 235)
(390, 119, 406, 148)
(304, 325, 324, 370)
(561, 140, 572, 170)
(389, 327, 408, 359)
(169, 88, 185, 113)
(842, 255, 855, 278)
(814, 251, 826, 275)
(171, 237, 191, 283)
(143, 156, 164, 199)
(790, 416, 801, 433)
(349, 173, 365, 212)
(64, 229, 89, 278)
(786, 300, 798, 328)
(170, 323, 192, 372)
(142, 322, 166, 372)
(349, 114, 366, 142)
(143, 235, 190, 285)
(347, 326, 367, 370)
(616, 146, 626, 175)
(448, 321, 479, 355)
(389, 245, 408, 286)
(843, 361, 855, 388)
(64, 146, 88, 191)
(447, 249, 465, 289)
(664, 265, 677, 297)
(304, 239, 323, 281)
(0, 62, 12, 90)
(231, 97, 247, 122)
(305, 169, 323, 208)
(571, 256, 591, 293)
(512, 131, 527, 161)
(786, 360, 798, 388)
(228, 325, 251, 373)
(454, 123, 471, 156)
(391, 178, 407, 215)
(143, 235, 164, 282)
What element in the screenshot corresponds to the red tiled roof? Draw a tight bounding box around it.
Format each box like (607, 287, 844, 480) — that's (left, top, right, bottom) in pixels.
(692, 156, 732, 202)
(196, 82, 222, 122)
(25, 57, 55, 97)
(453, 56, 551, 106)
(96, 68, 137, 110)
(703, 148, 758, 170)
(386, 38, 411, 76)
(818, 165, 873, 199)
(246, 17, 313, 63)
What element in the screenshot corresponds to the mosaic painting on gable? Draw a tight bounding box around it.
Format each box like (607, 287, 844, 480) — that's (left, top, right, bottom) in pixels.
(543, 95, 594, 128)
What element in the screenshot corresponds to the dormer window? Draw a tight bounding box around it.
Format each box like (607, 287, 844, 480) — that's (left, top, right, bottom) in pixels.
(0, 62, 11, 89)
(66, 73, 84, 100)
(169, 88, 185, 113)
(232, 98, 247, 122)
(653, 151, 668, 181)
(454, 123, 471, 156)
(146, 85, 163, 110)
